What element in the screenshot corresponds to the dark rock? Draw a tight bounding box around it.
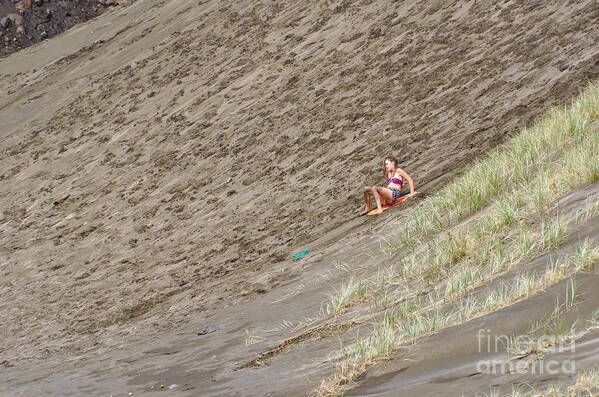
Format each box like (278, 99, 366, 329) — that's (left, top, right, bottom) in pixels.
(0, 17, 11, 28)
(35, 0, 43, 5)
(40, 31, 47, 39)
(15, 0, 33, 12)
(9, 13, 24, 34)
(45, 9, 51, 19)
(197, 324, 219, 335)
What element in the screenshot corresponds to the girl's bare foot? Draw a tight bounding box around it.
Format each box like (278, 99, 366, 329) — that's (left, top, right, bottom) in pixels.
(376, 208, 383, 214)
(358, 208, 370, 216)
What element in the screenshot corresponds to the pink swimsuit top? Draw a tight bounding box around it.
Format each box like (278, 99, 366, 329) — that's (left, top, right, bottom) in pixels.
(387, 176, 403, 186)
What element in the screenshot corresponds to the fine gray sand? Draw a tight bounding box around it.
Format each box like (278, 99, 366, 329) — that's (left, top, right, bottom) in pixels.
(1, 0, 599, 396)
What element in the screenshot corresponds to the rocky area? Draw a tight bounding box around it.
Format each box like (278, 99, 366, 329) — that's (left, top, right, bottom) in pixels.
(0, 0, 127, 57)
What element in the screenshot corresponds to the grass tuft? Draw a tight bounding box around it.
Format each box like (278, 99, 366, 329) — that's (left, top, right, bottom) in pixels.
(329, 276, 366, 313)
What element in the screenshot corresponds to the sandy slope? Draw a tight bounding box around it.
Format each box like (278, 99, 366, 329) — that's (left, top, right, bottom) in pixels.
(347, 183, 599, 397)
(1, 0, 599, 395)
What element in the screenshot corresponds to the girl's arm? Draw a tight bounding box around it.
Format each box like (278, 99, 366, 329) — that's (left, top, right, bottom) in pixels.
(397, 168, 415, 194)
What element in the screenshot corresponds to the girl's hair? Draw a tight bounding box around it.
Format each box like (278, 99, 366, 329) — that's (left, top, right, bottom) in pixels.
(382, 156, 399, 178)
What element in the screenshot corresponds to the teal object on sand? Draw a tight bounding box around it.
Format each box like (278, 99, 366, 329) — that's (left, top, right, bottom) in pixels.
(293, 249, 308, 258)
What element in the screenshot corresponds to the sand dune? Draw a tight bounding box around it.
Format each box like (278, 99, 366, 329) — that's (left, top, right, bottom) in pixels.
(1, 0, 599, 395)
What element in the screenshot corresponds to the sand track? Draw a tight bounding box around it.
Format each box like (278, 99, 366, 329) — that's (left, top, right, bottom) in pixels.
(2, 0, 599, 395)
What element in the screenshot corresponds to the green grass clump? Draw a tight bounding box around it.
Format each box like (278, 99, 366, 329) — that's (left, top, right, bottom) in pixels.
(540, 215, 567, 251)
(328, 276, 366, 313)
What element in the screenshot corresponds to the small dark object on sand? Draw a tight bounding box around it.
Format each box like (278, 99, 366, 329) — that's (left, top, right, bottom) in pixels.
(198, 324, 219, 336)
(0, 17, 11, 29)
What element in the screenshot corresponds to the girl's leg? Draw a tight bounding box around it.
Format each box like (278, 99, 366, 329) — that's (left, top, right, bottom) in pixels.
(373, 187, 394, 214)
(359, 186, 373, 216)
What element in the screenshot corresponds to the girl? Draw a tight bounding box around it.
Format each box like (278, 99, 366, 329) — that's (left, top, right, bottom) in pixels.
(359, 156, 415, 216)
